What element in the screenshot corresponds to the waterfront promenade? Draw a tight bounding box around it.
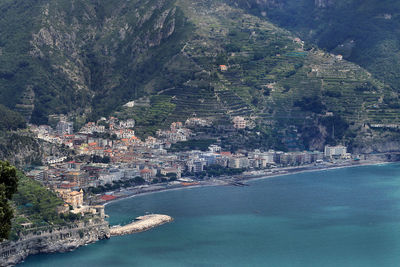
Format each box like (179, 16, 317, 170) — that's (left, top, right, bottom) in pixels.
(99, 158, 391, 206)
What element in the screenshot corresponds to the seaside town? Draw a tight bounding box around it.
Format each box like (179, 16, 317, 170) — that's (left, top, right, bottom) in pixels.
(25, 115, 358, 215)
(2, 1, 400, 266)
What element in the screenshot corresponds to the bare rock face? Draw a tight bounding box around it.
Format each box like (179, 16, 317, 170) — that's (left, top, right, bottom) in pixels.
(0, 131, 71, 167)
(353, 140, 400, 154)
(0, 0, 184, 123)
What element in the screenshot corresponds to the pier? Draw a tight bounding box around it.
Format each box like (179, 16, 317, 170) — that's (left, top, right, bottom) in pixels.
(110, 214, 173, 236)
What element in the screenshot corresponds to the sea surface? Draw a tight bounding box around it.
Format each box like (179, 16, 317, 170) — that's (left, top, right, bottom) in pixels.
(20, 164, 400, 266)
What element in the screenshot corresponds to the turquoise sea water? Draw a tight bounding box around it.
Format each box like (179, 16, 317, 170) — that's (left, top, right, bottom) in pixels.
(19, 164, 400, 266)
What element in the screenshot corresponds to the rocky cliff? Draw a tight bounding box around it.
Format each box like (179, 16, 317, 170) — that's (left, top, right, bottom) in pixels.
(0, 131, 70, 167)
(0, 220, 110, 267)
(0, 0, 187, 124)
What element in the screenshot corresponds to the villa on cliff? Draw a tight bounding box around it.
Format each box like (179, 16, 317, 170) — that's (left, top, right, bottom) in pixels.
(55, 188, 84, 209)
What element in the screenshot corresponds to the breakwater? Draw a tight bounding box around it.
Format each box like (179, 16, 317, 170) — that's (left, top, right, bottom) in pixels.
(110, 214, 173, 236)
(0, 214, 173, 266)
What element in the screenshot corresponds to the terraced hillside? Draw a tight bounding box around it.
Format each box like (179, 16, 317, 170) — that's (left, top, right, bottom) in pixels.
(229, 0, 400, 93)
(1, 0, 400, 150)
(109, 0, 400, 151)
(174, 1, 400, 127)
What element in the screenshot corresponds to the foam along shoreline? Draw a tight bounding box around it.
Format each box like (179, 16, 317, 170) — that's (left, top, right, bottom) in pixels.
(110, 214, 173, 236)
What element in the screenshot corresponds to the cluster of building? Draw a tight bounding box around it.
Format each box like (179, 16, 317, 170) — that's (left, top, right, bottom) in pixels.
(156, 122, 192, 143)
(28, 115, 352, 210)
(31, 117, 136, 146)
(185, 117, 211, 127)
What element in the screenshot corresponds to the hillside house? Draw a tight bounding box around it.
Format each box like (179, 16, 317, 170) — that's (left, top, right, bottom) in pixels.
(219, 65, 228, 71)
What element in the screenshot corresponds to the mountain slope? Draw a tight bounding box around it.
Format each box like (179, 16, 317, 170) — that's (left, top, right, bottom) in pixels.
(228, 0, 400, 91)
(0, 0, 191, 123)
(168, 0, 400, 150)
(0, 0, 400, 151)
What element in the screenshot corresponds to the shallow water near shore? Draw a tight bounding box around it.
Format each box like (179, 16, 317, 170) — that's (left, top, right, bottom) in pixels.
(20, 163, 400, 266)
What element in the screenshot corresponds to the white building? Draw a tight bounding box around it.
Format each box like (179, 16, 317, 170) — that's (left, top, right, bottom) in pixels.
(228, 156, 249, 169)
(324, 145, 348, 158)
(123, 101, 135, 108)
(115, 129, 135, 139)
(209, 145, 221, 153)
(46, 156, 68, 164)
(98, 169, 124, 184)
(57, 121, 73, 135)
(187, 159, 206, 173)
(119, 119, 135, 129)
(185, 117, 211, 127)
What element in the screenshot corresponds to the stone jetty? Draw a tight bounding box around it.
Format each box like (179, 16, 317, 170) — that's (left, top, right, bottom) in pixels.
(110, 214, 173, 236)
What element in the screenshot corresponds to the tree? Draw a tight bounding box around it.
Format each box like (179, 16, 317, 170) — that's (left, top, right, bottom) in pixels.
(166, 173, 177, 179)
(133, 176, 145, 185)
(0, 161, 18, 241)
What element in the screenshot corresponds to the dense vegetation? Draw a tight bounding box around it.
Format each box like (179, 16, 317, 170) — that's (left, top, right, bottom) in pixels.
(204, 164, 245, 177)
(12, 172, 63, 225)
(183, 165, 245, 179)
(0, 161, 18, 241)
(0, 0, 399, 152)
(116, 96, 177, 138)
(10, 172, 83, 240)
(168, 139, 216, 152)
(87, 176, 146, 194)
(0, 105, 26, 131)
(0, 0, 192, 124)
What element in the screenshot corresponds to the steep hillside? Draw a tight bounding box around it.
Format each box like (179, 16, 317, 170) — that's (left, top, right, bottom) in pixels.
(0, 105, 26, 131)
(0, 0, 191, 123)
(228, 0, 400, 91)
(0, 161, 18, 241)
(10, 172, 64, 238)
(0, 0, 400, 151)
(0, 105, 67, 167)
(127, 0, 400, 150)
(0, 105, 40, 166)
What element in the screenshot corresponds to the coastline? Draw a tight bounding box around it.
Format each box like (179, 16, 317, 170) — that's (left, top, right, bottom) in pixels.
(0, 220, 110, 267)
(102, 159, 395, 207)
(240, 160, 393, 182)
(6, 160, 395, 266)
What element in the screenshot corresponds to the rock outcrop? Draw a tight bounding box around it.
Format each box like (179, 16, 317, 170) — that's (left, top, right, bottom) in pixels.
(0, 220, 110, 267)
(0, 131, 70, 167)
(0, 214, 175, 266)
